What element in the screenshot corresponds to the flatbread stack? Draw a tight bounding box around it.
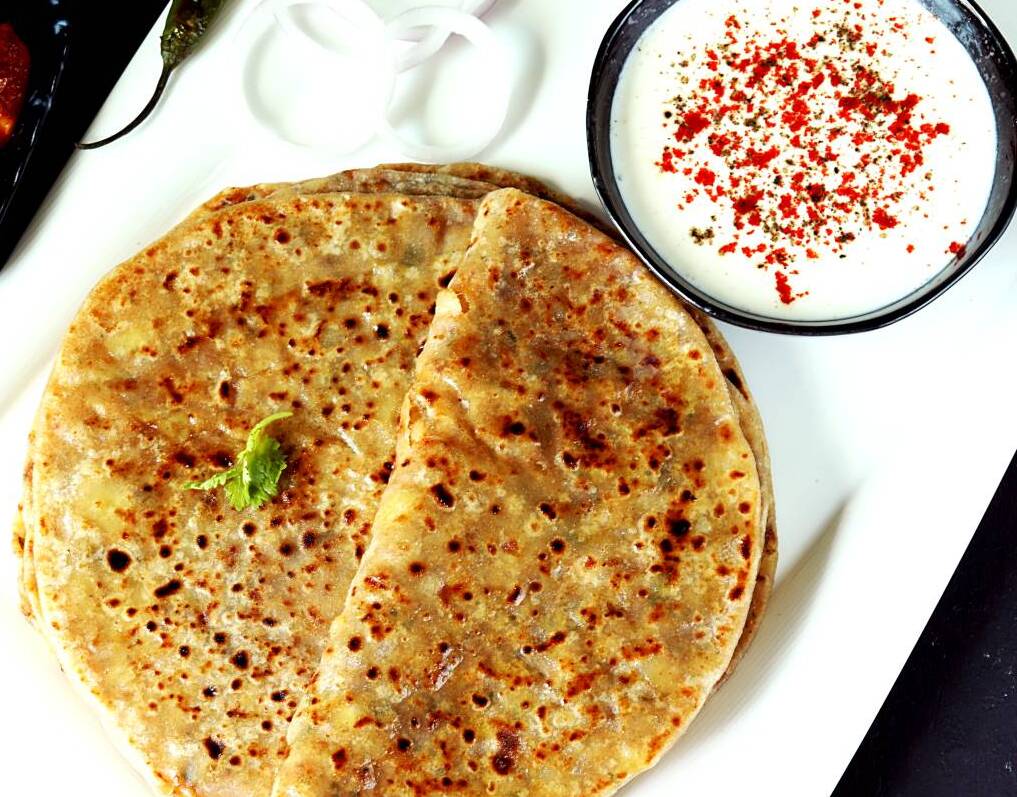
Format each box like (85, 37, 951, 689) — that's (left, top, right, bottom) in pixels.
(13, 164, 775, 797)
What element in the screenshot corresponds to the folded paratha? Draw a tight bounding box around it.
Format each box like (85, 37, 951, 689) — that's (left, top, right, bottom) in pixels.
(273, 189, 766, 797)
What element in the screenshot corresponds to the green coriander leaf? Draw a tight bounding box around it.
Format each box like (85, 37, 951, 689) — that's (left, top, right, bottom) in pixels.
(183, 468, 235, 492)
(224, 474, 251, 511)
(246, 411, 294, 443)
(246, 436, 287, 504)
(184, 411, 293, 510)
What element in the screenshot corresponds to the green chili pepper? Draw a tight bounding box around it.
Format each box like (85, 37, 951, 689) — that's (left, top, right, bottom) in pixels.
(78, 0, 230, 149)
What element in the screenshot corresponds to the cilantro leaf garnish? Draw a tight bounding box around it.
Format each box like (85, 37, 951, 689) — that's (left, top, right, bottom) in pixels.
(185, 412, 293, 510)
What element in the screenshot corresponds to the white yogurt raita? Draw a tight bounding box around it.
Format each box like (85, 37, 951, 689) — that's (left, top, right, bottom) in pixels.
(611, 0, 998, 320)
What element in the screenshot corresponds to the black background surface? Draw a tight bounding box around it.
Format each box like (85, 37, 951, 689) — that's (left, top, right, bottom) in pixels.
(6, 1, 1017, 794)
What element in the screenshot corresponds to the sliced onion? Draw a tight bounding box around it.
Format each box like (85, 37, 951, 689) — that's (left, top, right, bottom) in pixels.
(233, 0, 393, 153)
(380, 6, 510, 162)
(231, 0, 513, 161)
(271, 0, 384, 54)
(267, 0, 500, 73)
(394, 0, 500, 72)
(378, 0, 497, 42)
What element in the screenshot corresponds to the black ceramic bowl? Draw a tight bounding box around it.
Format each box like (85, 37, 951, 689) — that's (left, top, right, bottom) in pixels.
(587, 0, 1017, 335)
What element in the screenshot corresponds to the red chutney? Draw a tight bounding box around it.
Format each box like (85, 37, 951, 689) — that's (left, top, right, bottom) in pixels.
(0, 24, 30, 148)
(654, 5, 957, 305)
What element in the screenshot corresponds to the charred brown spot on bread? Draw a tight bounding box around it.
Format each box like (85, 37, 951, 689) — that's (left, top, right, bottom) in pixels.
(634, 408, 681, 439)
(502, 418, 526, 437)
(158, 377, 184, 404)
(667, 517, 691, 538)
(491, 729, 520, 775)
(430, 483, 455, 508)
(106, 549, 131, 572)
(208, 451, 233, 468)
(153, 579, 182, 598)
(172, 451, 195, 468)
(203, 738, 224, 760)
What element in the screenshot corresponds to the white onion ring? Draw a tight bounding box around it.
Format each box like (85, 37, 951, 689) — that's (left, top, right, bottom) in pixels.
(389, 0, 497, 43)
(232, 0, 512, 160)
(269, 0, 499, 73)
(234, 0, 393, 153)
(271, 0, 383, 56)
(380, 7, 510, 162)
(394, 0, 499, 72)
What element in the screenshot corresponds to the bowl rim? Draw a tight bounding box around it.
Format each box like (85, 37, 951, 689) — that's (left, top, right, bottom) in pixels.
(586, 0, 1017, 336)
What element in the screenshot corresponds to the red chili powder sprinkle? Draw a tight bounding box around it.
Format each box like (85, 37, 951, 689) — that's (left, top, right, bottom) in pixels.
(872, 208, 898, 230)
(775, 272, 794, 304)
(907, 244, 915, 254)
(948, 241, 967, 257)
(656, 3, 960, 305)
(675, 111, 712, 142)
(694, 168, 716, 186)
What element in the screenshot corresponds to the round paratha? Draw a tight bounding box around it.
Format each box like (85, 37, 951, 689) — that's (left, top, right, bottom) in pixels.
(14, 168, 775, 797)
(273, 189, 767, 797)
(17, 179, 486, 797)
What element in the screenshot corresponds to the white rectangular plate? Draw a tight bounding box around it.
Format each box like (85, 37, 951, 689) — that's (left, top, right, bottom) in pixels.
(1, 1, 1015, 794)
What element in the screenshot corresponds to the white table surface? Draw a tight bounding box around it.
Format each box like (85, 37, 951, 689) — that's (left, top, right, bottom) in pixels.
(1, 0, 1015, 794)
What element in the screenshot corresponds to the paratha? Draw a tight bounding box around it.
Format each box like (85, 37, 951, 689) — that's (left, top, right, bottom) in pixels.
(14, 167, 774, 797)
(15, 182, 489, 797)
(272, 189, 766, 797)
